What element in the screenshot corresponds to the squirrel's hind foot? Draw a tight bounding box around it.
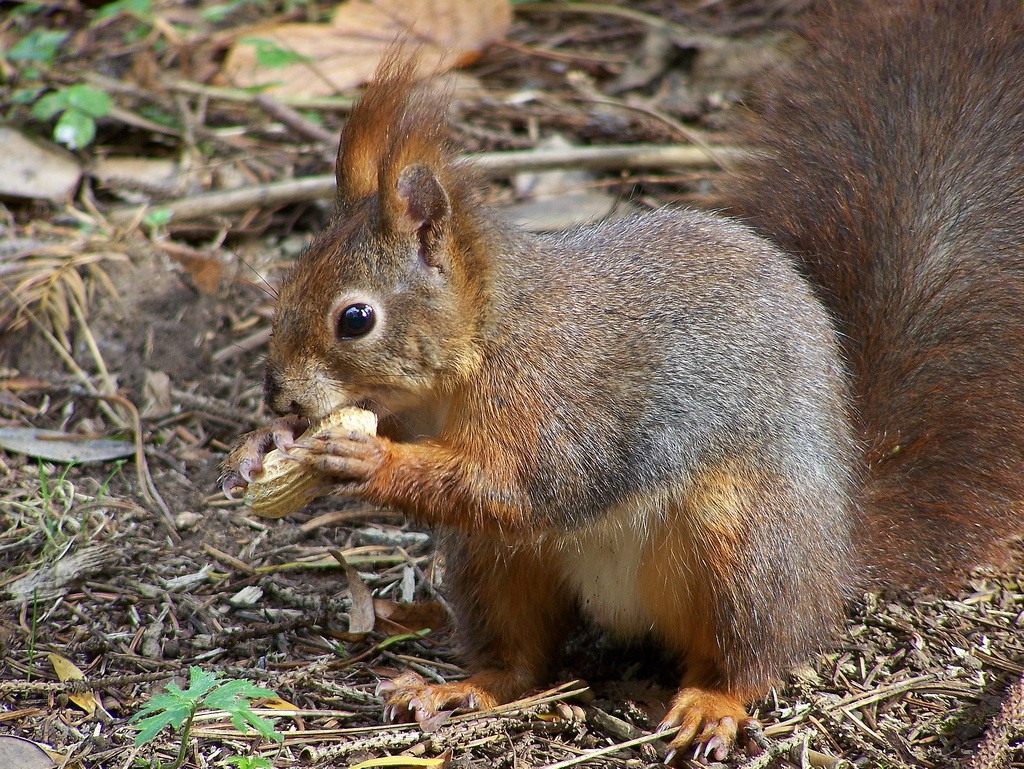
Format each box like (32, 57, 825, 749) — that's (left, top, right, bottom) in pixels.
(658, 686, 759, 763)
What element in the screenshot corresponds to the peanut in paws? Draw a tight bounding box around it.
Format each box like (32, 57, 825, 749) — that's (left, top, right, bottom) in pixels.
(243, 407, 377, 518)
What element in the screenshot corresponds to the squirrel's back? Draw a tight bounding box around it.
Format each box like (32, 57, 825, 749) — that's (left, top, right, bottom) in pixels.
(717, 0, 1024, 587)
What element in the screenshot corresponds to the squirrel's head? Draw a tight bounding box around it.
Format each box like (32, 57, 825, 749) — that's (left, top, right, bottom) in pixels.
(265, 58, 487, 422)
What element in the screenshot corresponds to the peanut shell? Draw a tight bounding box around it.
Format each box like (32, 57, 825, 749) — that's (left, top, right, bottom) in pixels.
(244, 407, 377, 518)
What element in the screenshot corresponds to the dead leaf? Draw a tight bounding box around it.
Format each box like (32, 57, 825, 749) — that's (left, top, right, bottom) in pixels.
(348, 754, 450, 769)
(47, 653, 98, 716)
(507, 134, 636, 232)
(0, 427, 134, 464)
(222, 0, 512, 98)
(346, 565, 377, 634)
(0, 736, 57, 769)
(374, 599, 449, 633)
(330, 549, 376, 634)
(157, 242, 225, 295)
(259, 696, 301, 710)
(0, 127, 81, 203)
(142, 370, 172, 419)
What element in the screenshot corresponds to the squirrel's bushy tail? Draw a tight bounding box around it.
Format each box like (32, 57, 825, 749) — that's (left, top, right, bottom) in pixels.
(717, 0, 1024, 588)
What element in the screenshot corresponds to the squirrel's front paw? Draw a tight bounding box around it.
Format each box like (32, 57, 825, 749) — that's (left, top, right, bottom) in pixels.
(218, 415, 309, 498)
(376, 671, 499, 727)
(658, 687, 759, 763)
(294, 427, 388, 484)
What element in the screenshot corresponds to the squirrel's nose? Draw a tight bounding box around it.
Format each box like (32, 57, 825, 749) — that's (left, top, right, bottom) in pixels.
(263, 369, 300, 416)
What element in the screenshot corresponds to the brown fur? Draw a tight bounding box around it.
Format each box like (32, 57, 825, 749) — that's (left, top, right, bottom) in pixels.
(335, 56, 446, 204)
(716, 0, 1024, 588)
(637, 463, 846, 700)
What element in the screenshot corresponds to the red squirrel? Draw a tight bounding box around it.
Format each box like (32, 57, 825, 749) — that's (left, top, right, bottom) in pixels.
(219, 0, 1024, 759)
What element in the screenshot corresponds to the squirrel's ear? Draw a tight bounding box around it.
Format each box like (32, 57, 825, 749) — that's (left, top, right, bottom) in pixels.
(336, 134, 379, 204)
(391, 164, 451, 270)
(335, 57, 419, 203)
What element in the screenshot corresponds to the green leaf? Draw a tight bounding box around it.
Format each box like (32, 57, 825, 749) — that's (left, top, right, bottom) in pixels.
(375, 627, 431, 650)
(124, 22, 152, 44)
(181, 666, 222, 701)
(7, 29, 68, 64)
(54, 109, 96, 149)
(130, 667, 218, 745)
(133, 708, 185, 745)
(201, 0, 248, 23)
(138, 105, 181, 129)
(131, 684, 198, 745)
(30, 90, 68, 120)
(240, 37, 311, 69)
(232, 708, 283, 742)
(143, 208, 173, 227)
(94, 0, 152, 21)
(10, 3, 45, 17)
(130, 668, 283, 748)
(202, 679, 277, 708)
(11, 87, 45, 105)
(64, 85, 112, 118)
(224, 758, 273, 769)
(131, 683, 188, 721)
(202, 679, 283, 743)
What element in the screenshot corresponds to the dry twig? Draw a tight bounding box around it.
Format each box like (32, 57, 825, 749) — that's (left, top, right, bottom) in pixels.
(106, 144, 745, 225)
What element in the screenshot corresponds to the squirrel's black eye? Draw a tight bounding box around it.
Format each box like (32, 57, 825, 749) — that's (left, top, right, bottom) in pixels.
(336, 303, 376, 338)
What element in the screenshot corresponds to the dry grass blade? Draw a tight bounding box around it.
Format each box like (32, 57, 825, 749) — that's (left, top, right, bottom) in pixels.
(0, 235, 126, 338)
(539, 727, 673, 769)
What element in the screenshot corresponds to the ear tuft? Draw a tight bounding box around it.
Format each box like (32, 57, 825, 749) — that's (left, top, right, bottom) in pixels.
(335, 55, 423, 204)
(396, 164, 450, 268)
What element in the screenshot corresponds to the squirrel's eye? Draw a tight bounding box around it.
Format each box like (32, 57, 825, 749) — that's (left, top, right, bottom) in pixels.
(336, 303, 376, 338)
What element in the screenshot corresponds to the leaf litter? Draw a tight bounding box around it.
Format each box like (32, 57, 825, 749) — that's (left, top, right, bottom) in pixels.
(0, 1, 1022, 768)
(222, 0, 513, 97)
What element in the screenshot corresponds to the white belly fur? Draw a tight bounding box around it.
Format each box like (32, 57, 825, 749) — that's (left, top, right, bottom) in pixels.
(555, 499, 662, 638)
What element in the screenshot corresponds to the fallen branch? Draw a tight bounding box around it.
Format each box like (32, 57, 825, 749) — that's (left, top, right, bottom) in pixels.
(106, 144, 746, 225)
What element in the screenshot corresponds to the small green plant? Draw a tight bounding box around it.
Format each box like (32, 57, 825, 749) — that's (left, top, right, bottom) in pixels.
(92, 0, 153, 22)
(35, 460, 77, 553)
(97, 460, 127, 498)
(1, 0, 154, 150)
(224, 757, 273, 769)
(200, 0, 264, 23)
(240, 37, 311, 69)
(6, 28, 68, 73)
(143, 208, 174, 230)
(27, 591, 40, 678)
(31, 84, 112, 150)
(132, 667, 283, 769)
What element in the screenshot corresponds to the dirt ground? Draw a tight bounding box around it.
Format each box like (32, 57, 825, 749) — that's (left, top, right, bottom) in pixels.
(1, 2, 1022, 768)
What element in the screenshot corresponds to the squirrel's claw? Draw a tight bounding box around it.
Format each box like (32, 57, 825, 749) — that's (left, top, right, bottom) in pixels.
(218, 415, 311, 499)
(238, 457, 259, 483)
(221, 474, 245, 500)
(377, 671, 498, 730)
(272, 419, 305, 454)
(659, 687, 755, 763)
